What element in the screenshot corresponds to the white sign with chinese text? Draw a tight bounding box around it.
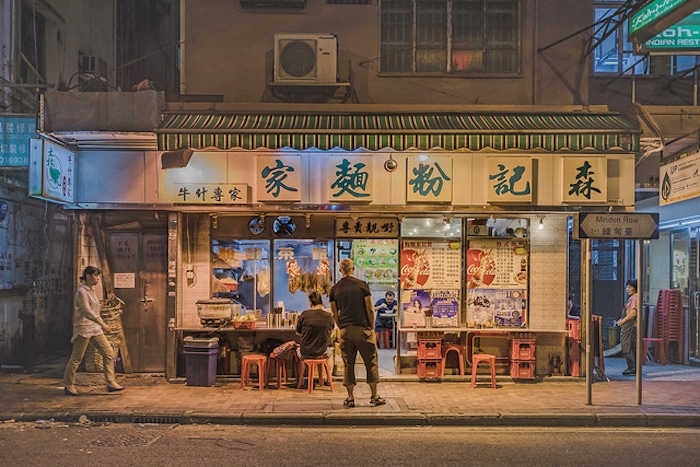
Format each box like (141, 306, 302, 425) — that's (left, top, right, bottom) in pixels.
(561, 157, 607, 204)
(406, 155, 453, 203)
(172, 183, 249, 204)
(327, 155, 374, 202)
(335, 217, 400, 238)
(487, 157, 533, 203)
(659, 150, 700, 206)
(257, 155, 302, 202)
(28, 139, 75, 203)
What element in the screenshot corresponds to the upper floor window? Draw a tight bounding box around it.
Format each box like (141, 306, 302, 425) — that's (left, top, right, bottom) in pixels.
(380, 0, 521, 74)
(594, 2, 698, 75)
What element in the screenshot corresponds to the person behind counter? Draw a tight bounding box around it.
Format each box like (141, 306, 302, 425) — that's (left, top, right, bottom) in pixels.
(374, 291, 397, 349)
(616, 279, 638, 376)
(63, 266, 125, 396)
(330, 258, 386, 408)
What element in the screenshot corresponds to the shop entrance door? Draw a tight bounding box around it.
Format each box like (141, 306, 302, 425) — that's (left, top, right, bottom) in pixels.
(109, 232, 168, 372)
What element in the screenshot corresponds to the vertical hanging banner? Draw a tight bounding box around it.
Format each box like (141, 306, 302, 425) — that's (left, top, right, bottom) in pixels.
(257, 154, 302, 202)
(28, 139, 75, 204)
(406, 155, 453, 203)
(561, 156, 608, 204)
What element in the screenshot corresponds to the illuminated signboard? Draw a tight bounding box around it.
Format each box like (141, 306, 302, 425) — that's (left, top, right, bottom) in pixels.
(0, 116, 35, 167)
(28, 139, 75, 204)
(640, 10, 700, 53)
(629, 0, 700, 43)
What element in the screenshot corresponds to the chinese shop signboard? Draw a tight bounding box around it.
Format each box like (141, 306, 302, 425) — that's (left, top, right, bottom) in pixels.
(28, 139, 75, 204)
(327, 155, 374, 202)
(173, 183, 249, 204)
(257, 155, 302, 202)
(406, 155, 453, 203)
(335, 217, 399, 238)
(561, 156, 607, 204)
(487, 157, 533, 204)
(0, 116, 35, 167)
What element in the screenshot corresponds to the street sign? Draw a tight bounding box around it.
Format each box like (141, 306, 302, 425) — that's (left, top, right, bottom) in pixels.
(575, 213, 659, 240)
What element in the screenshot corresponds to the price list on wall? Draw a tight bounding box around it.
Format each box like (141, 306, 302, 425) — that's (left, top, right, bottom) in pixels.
(400, 241, 461, 290)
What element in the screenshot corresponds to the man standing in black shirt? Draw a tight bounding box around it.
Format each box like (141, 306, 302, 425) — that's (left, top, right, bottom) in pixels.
(330, 258, 386, 408)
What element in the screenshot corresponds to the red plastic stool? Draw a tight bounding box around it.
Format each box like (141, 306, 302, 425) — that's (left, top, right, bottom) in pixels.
(297, 358, 334, 393)
(241, 354, 267, 390)
(376, 329, 391, 349)
(642, 338, 666, 365)
(268, 354, 288, 389)
(471, 353, 497, 389)
(442, 344, 465, 376)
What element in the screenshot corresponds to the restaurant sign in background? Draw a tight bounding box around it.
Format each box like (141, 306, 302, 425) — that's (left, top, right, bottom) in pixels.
(28, 138, 75, 203)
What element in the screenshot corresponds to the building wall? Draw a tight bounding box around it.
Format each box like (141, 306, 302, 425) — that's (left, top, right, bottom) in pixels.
(0, 183, 74, 365)
(183, 0, 592, 106)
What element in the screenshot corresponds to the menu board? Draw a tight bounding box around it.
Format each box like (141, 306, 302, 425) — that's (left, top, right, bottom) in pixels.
(353, 239, 399, 287)
(466, 239, 528, 327)
(400, 240, 461, 290)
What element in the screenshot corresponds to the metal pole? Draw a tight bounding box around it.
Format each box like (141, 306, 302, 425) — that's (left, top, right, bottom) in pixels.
(636, 240, 643, 406)
(585, 238, 593, 405)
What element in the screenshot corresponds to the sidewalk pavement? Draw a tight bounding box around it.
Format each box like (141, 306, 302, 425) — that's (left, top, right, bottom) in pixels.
(1, 356, 700, 428)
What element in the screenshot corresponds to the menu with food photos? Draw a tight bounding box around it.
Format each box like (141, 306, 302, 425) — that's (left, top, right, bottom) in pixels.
(353, 239, 399, 287)
(466, 239, 528, 327)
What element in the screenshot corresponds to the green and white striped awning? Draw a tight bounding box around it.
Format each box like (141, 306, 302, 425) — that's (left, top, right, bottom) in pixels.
(157, 111, 640, 152)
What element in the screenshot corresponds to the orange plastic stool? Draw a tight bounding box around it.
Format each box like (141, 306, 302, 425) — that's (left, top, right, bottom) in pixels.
(642, 338, 666, 365)
(297, 358, 334, 393)
(268, 354, 288, 389)
(471, 353, 497, 389)
(241, 354, 267, 390)
(442, 344, 465, 376)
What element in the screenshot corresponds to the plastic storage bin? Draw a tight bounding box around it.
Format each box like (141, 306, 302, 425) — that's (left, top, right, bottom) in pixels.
(184, 337, 219, 387)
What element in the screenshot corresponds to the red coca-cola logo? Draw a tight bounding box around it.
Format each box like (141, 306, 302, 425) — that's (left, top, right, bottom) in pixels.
(400, 249, 430, 289)
(467, 249, 495, 288)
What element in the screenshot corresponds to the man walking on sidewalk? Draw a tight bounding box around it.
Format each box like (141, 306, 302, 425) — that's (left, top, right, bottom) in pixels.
(330, 258, 386, 408)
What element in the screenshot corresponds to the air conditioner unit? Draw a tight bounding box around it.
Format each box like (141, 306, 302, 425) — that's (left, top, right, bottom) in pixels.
(274, 33, 338, 84)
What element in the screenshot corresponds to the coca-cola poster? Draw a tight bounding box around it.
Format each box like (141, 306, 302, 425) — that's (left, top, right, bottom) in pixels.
(467, 239, 528, 288)
(400, 241, 461, 290)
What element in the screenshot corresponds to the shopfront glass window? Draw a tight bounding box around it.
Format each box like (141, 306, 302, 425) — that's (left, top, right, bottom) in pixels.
(273, 239, 334, 314)
(212, 239, 270, 314)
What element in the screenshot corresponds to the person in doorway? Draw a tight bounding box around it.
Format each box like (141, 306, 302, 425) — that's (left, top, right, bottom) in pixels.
(616, 279, 638, 376)
(567, 294, 581, 318)
(330, 258, 386, 408)
(374, 291, 397, 349)
(296, 291, 335, 387)
(63, 266, 125, 396)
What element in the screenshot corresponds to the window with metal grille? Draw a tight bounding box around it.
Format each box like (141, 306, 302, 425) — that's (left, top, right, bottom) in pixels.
(380, 0, 521, 74)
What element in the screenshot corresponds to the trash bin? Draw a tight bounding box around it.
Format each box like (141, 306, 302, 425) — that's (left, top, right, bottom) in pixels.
(183, 336, 219, 387)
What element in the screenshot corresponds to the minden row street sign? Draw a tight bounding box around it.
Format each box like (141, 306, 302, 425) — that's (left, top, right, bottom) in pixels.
(575, 213, 660, 240)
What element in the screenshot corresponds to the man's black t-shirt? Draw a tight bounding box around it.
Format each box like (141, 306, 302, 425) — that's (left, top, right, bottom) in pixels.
(330, 276, 372, 329)
(296, 308, 334, 358)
